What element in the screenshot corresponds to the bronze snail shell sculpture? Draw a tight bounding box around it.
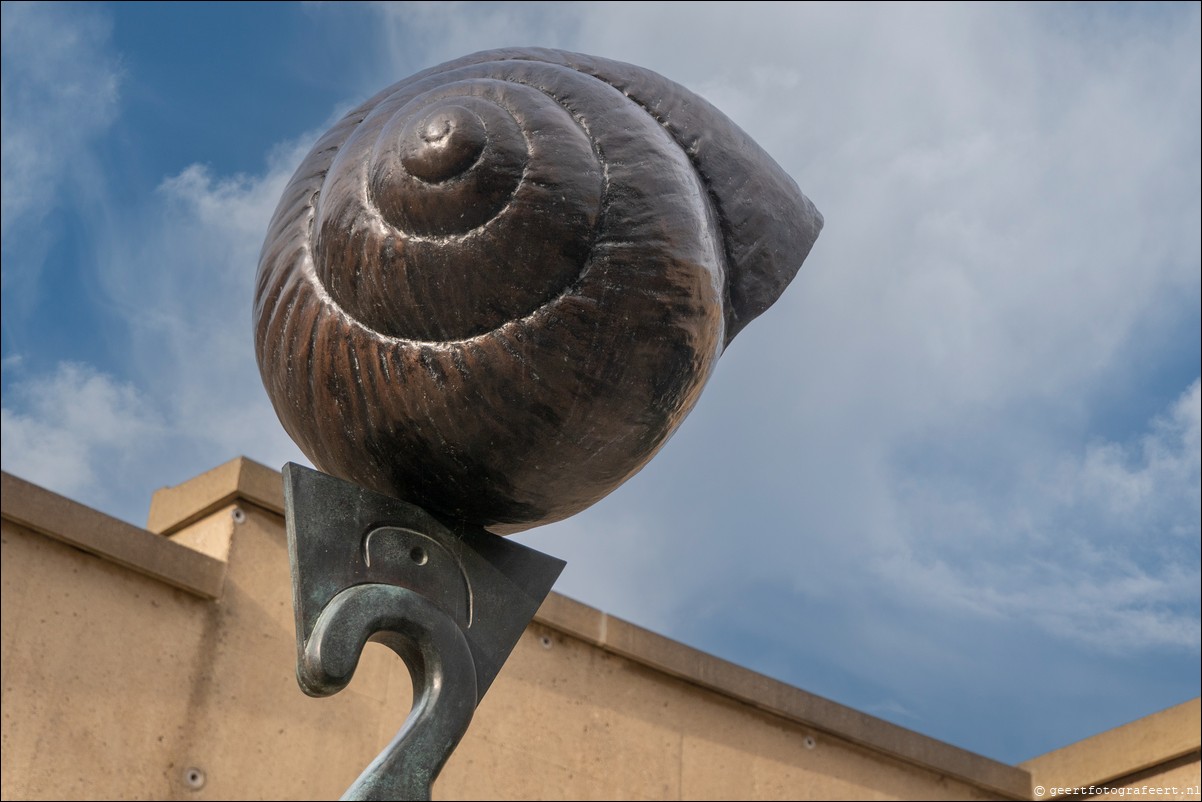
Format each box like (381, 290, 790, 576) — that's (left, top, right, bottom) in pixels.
(255, 48, 822, 534)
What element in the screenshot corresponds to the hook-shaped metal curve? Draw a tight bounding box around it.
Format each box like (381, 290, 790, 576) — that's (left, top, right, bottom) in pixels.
(283, 463, 565, 799)
(303, 583, 477, 801)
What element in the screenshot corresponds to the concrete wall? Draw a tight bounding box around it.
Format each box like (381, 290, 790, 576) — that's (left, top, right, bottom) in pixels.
(1, 459, 1197, 801)
(1021, 701, 1199, 801)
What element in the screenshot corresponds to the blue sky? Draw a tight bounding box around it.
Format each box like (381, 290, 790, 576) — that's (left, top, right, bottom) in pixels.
(2, 1, 1199, 766)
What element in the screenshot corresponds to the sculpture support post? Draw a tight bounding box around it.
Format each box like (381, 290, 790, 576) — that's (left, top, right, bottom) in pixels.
(283, 463, 566, 800)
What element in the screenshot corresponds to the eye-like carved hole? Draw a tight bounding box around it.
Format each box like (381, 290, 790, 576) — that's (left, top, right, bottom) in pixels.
(362, 526, 472, 626)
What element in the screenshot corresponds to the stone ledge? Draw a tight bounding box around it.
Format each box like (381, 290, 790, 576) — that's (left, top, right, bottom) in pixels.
(147, 456, 284, 535)
(535, 592, 1033, 800)
(1020, 698, 1200, 794)
(1, 471, 226, 599)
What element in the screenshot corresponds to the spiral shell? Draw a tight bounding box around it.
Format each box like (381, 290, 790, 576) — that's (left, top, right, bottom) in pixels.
(254, 48, 822, 534)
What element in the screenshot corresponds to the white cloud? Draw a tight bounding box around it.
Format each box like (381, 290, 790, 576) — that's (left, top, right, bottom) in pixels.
(1, 1, 121, 269)
(1076, 382, 1202, 537)
(0, 1, 323, 520)
(2, 127, 317, 520)
(79, 138, 319, 508)
(0, 363, 164, 500)
(373, 2, 586, 73)
(874, 379, 1201, 648)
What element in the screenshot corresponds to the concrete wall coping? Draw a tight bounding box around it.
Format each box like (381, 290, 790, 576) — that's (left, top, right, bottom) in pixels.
(142, 457, 1033, 799)
(534, 592, 1032, 798)
(1019, 698, 1200, 793)
(1, 472, 226, 599)
(147, 456, 285, 534)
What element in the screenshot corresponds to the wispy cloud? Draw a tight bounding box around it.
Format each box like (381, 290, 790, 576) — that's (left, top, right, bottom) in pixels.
(1, 143, 314, 519)
(1, 1, 121, 293)
(884, 379, 1201, 652)
(0, 362, 164, 499)
(1, 2, 315, 517)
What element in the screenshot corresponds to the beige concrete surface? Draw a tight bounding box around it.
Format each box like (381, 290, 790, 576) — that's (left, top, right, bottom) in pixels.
(147, 456, 284, 535)
(1086, 757, 1201, 801)
(2, 462, 1197, 801)
(1, 471, 226, 598)
(1, 519, 214, 799)
(1021, 699, 1200, 800)
(534, 594, 1025, 797)
(446, 620, 1007, 801)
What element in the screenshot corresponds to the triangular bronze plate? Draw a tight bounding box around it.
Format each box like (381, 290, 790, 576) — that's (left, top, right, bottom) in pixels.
(283, 462, 565, 700)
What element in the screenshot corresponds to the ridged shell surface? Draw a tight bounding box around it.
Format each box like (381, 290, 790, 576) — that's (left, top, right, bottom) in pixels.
(254, 48, 822, 533)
